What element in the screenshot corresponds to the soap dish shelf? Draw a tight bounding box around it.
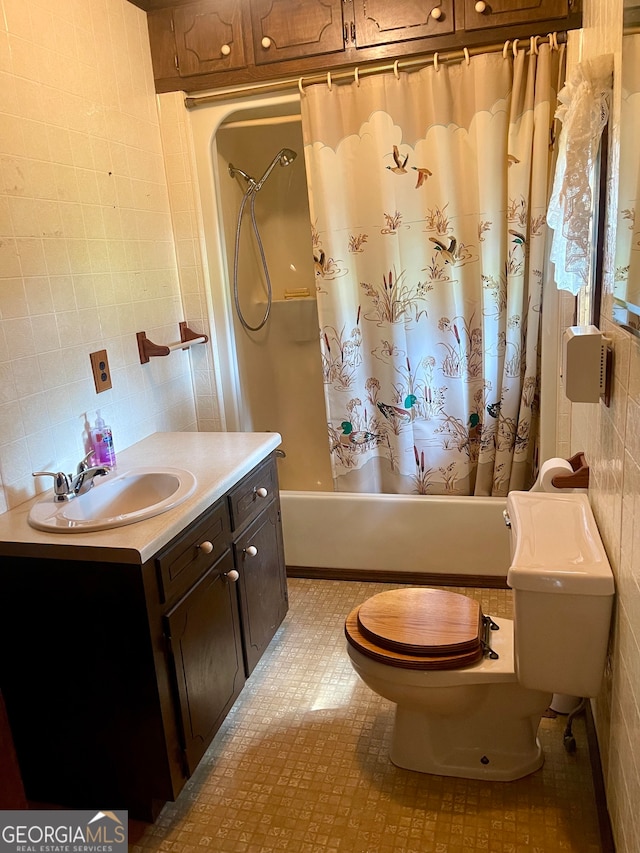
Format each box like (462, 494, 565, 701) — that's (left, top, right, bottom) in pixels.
(137, 323, 208, 364)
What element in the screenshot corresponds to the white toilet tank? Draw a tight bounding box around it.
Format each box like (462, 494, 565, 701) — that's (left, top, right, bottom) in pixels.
(506, 491, 614, 698)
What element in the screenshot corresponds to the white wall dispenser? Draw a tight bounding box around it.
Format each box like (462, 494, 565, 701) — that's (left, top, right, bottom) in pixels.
(562, 325, 612, 405)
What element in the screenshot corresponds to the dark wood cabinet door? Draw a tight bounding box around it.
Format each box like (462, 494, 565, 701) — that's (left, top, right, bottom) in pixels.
(464, 0, 569, 31)
(353, 0, 455, 48)
(234, 502, 288, 675)
(165, 550, 245, 775)
(250, 0, 345, 65)
(174, 0, 246, 77)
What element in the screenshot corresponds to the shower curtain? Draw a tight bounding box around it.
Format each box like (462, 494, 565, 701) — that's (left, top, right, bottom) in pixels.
(300, 43, 565, 496)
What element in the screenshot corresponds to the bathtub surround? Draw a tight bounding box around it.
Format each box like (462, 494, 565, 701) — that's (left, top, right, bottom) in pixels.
(281, 491, 511, 585)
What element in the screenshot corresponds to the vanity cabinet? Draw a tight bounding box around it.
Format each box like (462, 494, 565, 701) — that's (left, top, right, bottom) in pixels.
(138, 0, 581, 95)
(0, 451, 287, 821)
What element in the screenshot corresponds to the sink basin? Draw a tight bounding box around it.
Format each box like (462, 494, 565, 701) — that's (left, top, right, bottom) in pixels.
(28, 467, 197, 533)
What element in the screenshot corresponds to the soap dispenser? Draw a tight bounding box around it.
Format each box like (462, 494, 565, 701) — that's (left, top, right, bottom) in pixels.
(91, 411, 116, 467)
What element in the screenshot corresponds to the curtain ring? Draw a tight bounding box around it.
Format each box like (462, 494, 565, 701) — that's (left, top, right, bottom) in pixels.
(298, 77, 305, 96)
(529, 36, 539, 55)
(463, 47, 470, 65)
(433, 52, 439, 71)
(502, 40, 511, 60)
(547, 32, 558, 50)
(326, 71, 332, 91)
(512, 39, 519, 59)
(552, 31, 559, 50)
(393, 59, 400, 79)
(354, 66, 360, 86)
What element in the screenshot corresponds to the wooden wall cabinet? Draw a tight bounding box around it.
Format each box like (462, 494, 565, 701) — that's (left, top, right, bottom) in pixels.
(463, 0, 572, 32)
(138, 0, 581, 95)
(250, 0, 346, 65)
(173, 0, 247, 76)
(353, 0, 455, 49)
(0, 453, 287, 821)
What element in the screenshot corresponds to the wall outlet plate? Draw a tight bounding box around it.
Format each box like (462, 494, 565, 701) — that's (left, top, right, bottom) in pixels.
(90, 349, 112, 393)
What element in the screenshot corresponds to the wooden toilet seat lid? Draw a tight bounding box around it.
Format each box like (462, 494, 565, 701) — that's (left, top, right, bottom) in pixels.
(345, 588, 484, 670)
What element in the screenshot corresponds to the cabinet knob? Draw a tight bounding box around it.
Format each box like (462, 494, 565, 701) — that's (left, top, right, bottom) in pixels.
(475, 1, 487, 12)
(220, 43, 231, 56)
(244, 545, 258, 558)
(261, 36, 272, 49)
(198, 540, 214, 554)
(224, 569, 240, 582)
(254, 486, 268, 498)
(430, 6, 443, 20)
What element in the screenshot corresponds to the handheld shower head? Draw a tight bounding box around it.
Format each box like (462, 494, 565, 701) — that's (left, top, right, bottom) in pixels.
(279, 148, 297, 167)
(229, 148, 297, 192)
(254, 147, 297, 191)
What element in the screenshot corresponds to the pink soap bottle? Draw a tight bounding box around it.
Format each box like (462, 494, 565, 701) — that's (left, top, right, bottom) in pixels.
(91, 411, 116, 467)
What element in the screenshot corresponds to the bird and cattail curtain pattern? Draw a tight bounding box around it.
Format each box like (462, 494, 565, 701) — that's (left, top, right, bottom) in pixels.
(300, 43, 565, 496)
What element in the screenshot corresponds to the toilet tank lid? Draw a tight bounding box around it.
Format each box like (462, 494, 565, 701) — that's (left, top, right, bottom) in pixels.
(506, 491, 615, 595)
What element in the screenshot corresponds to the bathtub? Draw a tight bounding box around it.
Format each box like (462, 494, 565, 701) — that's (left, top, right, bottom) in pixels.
(280, 491, 511, 586)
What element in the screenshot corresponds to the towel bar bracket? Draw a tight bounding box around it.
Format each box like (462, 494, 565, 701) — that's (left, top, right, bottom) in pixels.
(137, 323, 209, 364)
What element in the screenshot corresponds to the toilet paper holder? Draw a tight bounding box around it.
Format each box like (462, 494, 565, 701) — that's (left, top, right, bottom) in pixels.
(550, 452, 589, 489)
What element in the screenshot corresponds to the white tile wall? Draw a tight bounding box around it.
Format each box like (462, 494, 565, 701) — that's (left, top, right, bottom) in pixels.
(566, 2, 640, 852)
(0, 0, 208, 510)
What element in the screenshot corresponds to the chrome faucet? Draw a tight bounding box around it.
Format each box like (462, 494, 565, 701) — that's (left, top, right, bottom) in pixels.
(33, 453, 111, 501)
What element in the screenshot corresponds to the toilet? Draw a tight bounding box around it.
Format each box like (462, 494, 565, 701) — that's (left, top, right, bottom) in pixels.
(345, 491, 615, 781)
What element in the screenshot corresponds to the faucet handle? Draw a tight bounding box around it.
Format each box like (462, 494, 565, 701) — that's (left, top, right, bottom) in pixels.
(32, 471, 72, 501)
(76, 450, 94, 474)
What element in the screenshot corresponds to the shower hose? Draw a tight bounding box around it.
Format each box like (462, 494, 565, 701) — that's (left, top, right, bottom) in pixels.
(232, 184, 272, 332)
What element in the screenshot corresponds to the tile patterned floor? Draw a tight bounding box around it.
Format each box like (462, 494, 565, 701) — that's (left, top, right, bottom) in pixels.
(132, 579, 602, 853)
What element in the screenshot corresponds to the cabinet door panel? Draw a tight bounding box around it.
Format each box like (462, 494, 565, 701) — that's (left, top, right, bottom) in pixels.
(354, 0, 454, 48)
(251, 0, 345, 65)
(234, 503, 288, 675)
(174, 0, 246, 76)
(165, 551, 245, 775)
(464, 0, 569, 31)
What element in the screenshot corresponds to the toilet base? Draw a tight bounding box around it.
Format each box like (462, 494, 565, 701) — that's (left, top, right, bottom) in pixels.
(389, 682, 550, 781)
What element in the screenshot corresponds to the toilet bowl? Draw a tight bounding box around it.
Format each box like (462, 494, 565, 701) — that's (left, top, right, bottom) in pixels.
(345, 492, 615, 781)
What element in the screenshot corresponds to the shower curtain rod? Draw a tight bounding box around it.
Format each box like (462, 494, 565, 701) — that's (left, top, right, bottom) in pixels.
(184, 31, 566, 110)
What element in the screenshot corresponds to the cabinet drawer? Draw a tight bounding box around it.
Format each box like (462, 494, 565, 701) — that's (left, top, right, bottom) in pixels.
(228, 456, 277, 532)
(156, 498, 231, 604)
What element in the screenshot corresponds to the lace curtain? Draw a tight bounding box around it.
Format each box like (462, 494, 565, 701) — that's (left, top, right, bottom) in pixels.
(547, 54, 613, 296)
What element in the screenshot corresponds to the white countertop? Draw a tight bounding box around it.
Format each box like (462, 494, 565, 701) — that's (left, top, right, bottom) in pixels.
(0, 431, 282, 564)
